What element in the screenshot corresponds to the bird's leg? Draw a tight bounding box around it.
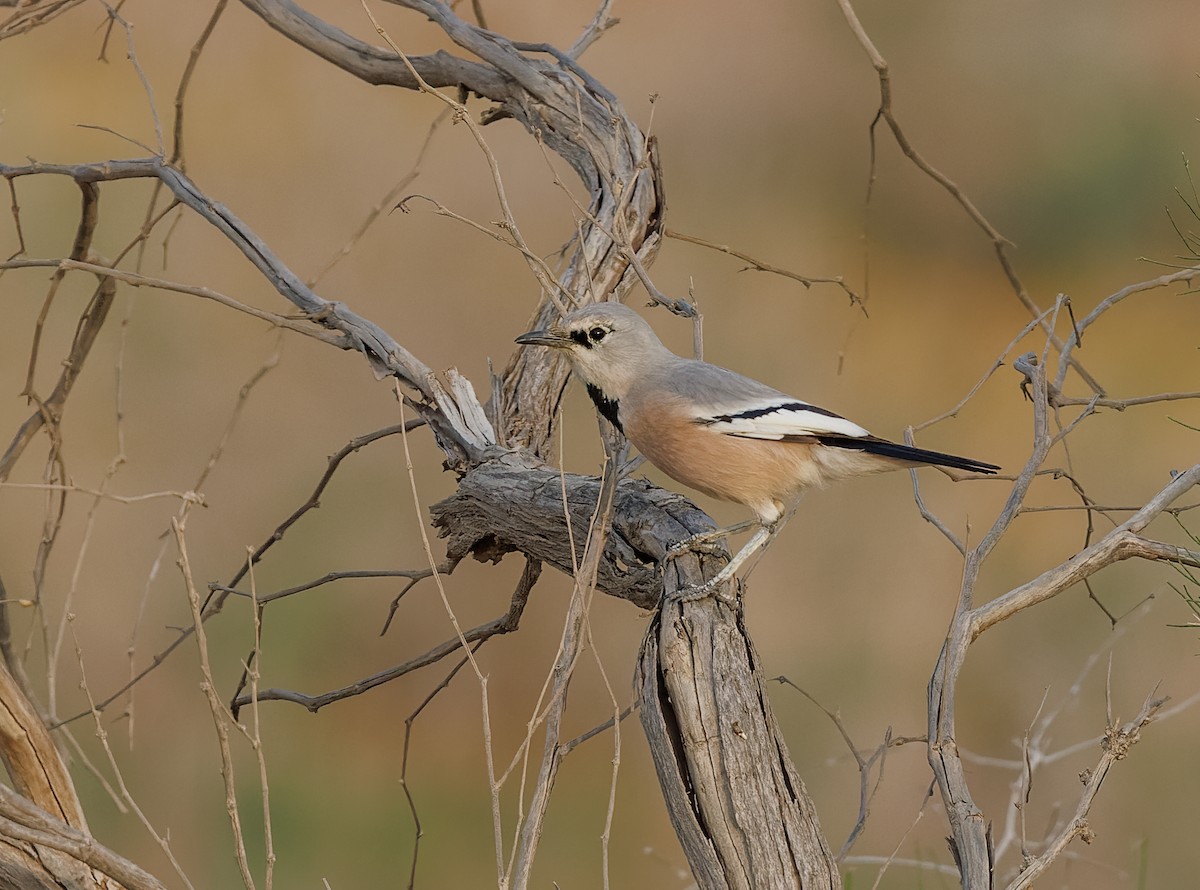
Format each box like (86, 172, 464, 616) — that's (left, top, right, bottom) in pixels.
(671, 521, 781, 604)
(670, 501, 797, 603)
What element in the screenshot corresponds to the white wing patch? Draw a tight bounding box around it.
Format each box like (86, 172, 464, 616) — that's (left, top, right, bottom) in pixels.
(703, 400, 870, 440)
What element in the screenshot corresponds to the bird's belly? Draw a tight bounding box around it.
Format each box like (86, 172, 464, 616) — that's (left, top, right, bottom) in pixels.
(626, 421, 816, 509)
(625, 417, 901, 518)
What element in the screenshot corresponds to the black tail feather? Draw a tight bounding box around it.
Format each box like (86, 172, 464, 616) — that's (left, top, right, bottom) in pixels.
(815, 435, 1000, 474)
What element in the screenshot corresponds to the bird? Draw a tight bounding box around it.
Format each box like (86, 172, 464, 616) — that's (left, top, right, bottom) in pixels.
(515, 301, 999, 595)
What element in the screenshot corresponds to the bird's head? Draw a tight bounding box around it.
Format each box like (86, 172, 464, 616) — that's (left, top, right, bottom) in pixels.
(515, 302, 671, 399)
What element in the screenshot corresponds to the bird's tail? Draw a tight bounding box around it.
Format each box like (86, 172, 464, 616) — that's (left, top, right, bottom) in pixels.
(816, 436, 1000, 475)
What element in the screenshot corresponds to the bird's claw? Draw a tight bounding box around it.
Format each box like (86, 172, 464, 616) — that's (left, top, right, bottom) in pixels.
(672, 578, 738, 606)
(664, 531, 728, 562)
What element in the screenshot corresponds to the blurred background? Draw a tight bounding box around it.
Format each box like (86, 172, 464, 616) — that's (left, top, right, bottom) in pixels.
(1, 0, 1198, 887)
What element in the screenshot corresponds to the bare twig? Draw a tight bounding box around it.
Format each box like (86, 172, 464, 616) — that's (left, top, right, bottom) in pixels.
(68, 621, 195, 889)
(244, 558, 277, 889)
(566, 0, 617, 58)
(307, 107, 451, 288)
(773, 675, 891, 860)
(1, 258, 351, 347)
(866, 780, 938, 890)
(508, 443, 620, 890)
(230, 562, 535, 714)
(833, 0, 1103, 394)
(913, 306, 1056, 433)
(171, 0, 228, 166)
(172, 515, 257, 890)
(665, 227, 864, 311)
(973, 464, 1200, 637)
(95, 1, 165, 155)
(362, 2, 571, 316)
(1, 194, 111, 484)
(1054, 265, 1200, 392)
(1005, 691, 1166, 890)
(1, 156, 494, 467)
(393, 390, 505, 883)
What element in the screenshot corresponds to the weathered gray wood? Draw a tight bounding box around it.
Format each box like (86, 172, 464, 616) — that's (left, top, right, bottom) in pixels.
(640, 581, 839, 890)
(430, 449, 718, 610)
(432, 447, 840, 888)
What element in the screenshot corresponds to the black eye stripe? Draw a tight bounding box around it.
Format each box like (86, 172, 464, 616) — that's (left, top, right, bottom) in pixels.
(569, 325, 610, 349)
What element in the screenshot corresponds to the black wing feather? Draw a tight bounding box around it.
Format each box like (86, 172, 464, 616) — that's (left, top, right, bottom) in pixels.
(813, 435, 1000, 474)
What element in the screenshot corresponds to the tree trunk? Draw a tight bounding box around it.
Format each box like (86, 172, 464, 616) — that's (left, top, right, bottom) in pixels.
(433, 449, 841, 887)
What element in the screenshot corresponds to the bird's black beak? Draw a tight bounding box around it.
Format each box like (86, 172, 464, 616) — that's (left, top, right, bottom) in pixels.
(515, 328, 571, 348)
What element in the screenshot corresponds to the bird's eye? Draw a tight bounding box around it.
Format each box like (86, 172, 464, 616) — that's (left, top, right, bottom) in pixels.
(588, 326, 608, 342)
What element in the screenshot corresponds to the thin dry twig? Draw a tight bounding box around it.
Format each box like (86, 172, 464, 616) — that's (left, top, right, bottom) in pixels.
(95, 1, 165, 156)
(308, 107, 451, 288)
(972, 464, 1200, 638)
(171, 515, 258, 890)
(211, 568, 437, 606)
(229, 595, 531, 713)
(665, 227, 864, 311)
(0, 258, 351, 347)
(913, 306, 1056, 433)
(866, 780, 939, 890)
(171, 0, 228, 167)
(396, 194, 578, 310)
(566, 0, 617, 58)
(243, 556, 277, 889)
(506, 443, 620, 890)
(531, 132, 690, 318)
(773, 675, 892, 860)
(396, 557, 539, 890)
(362, 1, 571, 316)
(1054, 265, 1200, 393)
(68, 620, 195, 889)
(1005, 691, 1166, 890)
(833, 0, 1103, 395)
(393, 389, 505, 884)
(0, 481, 203, 505)
(50, 344, 282, 730)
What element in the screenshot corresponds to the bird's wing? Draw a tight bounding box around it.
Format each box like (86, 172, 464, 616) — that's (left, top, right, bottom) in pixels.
(703, 400, 1000, 473)
(701, 399, 871, 441)
(661, 359, 999, 473)
(657, 359, 871, 440)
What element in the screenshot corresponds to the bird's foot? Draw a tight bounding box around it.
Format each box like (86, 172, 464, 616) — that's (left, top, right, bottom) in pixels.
(672, 577, 739, 606)
(664, 519, 760, 563)
(664, 533, 726, 561)
(668, 522, 777, 606)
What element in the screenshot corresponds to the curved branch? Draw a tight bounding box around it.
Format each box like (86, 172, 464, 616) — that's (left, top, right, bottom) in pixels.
(240, 0, 510, 95)
(237, 0, 665, 456)
(1, 157, 494, 468)
(0, 782, 167, 890)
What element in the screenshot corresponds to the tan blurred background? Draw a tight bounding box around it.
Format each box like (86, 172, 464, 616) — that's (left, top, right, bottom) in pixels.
(1, 0, 1199, 887)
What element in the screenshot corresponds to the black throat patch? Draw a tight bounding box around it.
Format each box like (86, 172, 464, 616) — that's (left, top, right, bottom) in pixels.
(586, 384, 623, 433)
